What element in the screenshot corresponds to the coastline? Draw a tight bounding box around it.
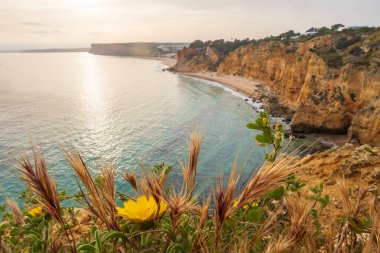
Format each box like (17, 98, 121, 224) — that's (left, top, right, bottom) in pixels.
(139, 57, 347, 147)
(173, 71, 347, 147)
(173, 71, 295, 122)
(177, 72, 263, 98)
(132, 56, 177, 68)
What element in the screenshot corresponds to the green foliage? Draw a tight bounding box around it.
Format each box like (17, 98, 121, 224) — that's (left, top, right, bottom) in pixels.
(247, 109, 284, 162)
(209, 38, 253, 56)
(363, 146, 380, 157)
(188, 40, 204, 49)
(78, 229, 129, 253)
(189, 38, 255, 59)
(153, 162, 173, 175)
(283, 173, 306, 192)
(335, 36, 361, 49)
(331, 24, 345, 31)
(278, 30, 300, 40)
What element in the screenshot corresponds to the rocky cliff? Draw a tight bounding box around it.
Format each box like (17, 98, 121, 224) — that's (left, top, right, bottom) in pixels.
(173, 31, 380, 145)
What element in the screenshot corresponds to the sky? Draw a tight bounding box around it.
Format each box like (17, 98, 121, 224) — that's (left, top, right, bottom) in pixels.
(0, 0, 379, 50)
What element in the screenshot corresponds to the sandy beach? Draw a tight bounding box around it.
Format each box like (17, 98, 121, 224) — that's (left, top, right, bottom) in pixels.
(177, 71, 264, 98)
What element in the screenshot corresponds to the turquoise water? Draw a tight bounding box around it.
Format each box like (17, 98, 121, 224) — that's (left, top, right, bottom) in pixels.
(0, 52, 269, 202)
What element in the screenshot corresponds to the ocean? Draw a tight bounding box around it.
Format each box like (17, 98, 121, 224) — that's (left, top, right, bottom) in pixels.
(0, 52, 270, 202)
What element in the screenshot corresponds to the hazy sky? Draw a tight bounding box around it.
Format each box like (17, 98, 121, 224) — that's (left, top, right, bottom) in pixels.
(0, 0, 379, 49)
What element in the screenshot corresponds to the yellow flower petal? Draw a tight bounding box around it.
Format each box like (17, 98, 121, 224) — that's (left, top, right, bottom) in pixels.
(28, 206, 43, 217)
(116, 195, 167, 223)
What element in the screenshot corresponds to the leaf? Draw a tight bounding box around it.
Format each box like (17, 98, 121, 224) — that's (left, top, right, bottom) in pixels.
(165, 166, 173, 175)
(262, 131, 273, 143)
(95, 230, 103, 252)
(255, 118, 263, 128)
(255, 135, 268, 144)
(78, 244, 97, 252)
(166, 243, 185, 253)
(246, 123, 259, 130)
(310, 208, 318, 218)
(265, 186, 285, 200)
(103, 231, 129, 243)
(244, 208, 264, 223)
(141, 233, 151, 246)
(321, 195, 330, 208)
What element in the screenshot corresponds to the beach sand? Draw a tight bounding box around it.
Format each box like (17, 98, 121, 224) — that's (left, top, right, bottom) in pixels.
(177, 71, 264, 98)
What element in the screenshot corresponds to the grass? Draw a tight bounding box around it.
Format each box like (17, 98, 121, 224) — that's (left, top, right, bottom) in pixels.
(0, 114, 379, 252)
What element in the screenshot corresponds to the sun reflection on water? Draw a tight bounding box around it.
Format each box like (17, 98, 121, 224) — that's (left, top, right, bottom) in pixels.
(81, 54, 107, 116)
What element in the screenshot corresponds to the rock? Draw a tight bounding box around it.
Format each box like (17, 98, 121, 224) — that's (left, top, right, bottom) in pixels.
(334, 200, 342, 209)
(295, 134, 306, 139)
(326, 177, 336, 185)
(350, 159, 373, 170)
(173, 48, 211, 72)
(348, 100, 380, 146)
(368, 186, 378, 194)
(371, 168, 380, 180)
(320, 140, 335, 150)
(174, 32, 380, 145)
(344, 143, 354, 148)
(284, 129, 293, 138)
(219, 34, 380, 142)
(341, 157, 375, 177)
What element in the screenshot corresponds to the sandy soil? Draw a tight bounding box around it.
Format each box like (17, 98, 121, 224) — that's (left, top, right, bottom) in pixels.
(179, 71, 265, 98)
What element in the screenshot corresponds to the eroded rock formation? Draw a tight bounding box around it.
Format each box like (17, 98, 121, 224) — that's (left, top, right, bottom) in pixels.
(173, 32, 380, 145)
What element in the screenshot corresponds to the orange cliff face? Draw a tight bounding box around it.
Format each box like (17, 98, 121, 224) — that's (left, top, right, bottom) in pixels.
(173, 33, 380, 145)
(174, 47, 210, 72)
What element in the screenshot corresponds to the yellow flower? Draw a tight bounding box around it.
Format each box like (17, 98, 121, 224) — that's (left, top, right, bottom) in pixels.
(28, 206, 43, 217)
(243, 202, 259, 210)
(251, 202, 259, 208)
(234, 201, 259, 210)
(263, 117, 268, 125)
(116, 196, 167, 223)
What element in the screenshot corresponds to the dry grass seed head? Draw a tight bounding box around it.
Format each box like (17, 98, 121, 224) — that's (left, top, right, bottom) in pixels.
(5, 198, 24, 226)
(123, 171, 138, 191)
(213, 163, 240, 238)
(234, 155, 297, 211)
(180, 131, 203, 197)
(65, 151, 119, 231)
(198, 197, 210, 230)
(251, 209, 282, 248)
(264, 236, 294, 253)
(17, 149, 63, 224)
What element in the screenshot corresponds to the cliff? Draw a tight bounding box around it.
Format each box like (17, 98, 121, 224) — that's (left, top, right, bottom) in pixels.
(297, 143, 380, 220)
(172, 31, 380, 145)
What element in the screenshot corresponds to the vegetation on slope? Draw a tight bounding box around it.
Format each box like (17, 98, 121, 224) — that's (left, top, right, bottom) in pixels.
(0, 112, 379, 252)
(178, 24, 380, 71)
